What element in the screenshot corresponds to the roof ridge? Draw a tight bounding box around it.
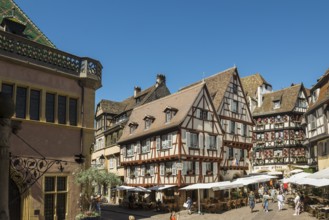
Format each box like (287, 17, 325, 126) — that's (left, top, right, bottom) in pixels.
(205, 66, 236, 79)
(133, 82, 205, 111)
(265, 83, 301, 95)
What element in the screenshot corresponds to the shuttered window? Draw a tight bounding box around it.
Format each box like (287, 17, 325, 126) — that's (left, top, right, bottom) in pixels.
(69, 98, 77, 126)
(15, 87, 27, 118)
(46, 93, 55, 123)
(30, 90, 40, 120)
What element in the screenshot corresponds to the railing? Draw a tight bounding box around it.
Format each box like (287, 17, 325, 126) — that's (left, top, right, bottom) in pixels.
(0, 30, 102, 81)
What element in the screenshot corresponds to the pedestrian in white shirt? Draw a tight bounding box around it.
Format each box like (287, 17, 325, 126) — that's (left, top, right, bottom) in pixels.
(277, 191, 284, 211)
(293, 193, 300, 216)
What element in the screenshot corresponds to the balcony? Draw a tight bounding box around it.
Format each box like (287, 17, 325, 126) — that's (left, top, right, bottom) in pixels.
(0, 30, 102, 89)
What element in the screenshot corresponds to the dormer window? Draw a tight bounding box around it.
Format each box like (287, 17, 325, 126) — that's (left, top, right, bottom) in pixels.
(143, 115, 155, 129)
(273, 100, 281, 109)
(312, 89, 320, 103)
(128, 122, 138, 134)
(164, 106, 178, 123)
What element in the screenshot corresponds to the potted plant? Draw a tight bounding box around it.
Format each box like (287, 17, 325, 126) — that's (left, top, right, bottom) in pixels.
(206, 170, 213, 175)
(166, 171, 172, 176)
(75, 211, 100, 220)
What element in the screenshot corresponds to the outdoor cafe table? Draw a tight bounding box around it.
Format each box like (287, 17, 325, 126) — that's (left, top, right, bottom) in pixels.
(317, 206, 329, 219)
(309, 204, 325, 218)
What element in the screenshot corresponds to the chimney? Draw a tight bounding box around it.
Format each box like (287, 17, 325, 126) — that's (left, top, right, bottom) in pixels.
(156, 74, 166, 87)
(134, 86, 141, 97)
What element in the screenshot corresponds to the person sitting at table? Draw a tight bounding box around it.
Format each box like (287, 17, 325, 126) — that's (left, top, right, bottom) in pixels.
(156, 199, 161, 211)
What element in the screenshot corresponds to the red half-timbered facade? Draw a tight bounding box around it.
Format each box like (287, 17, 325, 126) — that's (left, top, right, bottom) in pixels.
(251, 84, 310, 173)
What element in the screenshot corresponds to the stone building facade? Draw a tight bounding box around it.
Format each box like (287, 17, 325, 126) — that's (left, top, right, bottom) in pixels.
(0, 1, 102, 219)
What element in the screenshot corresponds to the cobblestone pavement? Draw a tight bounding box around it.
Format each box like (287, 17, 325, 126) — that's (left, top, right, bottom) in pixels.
(102, 201, 315, 220)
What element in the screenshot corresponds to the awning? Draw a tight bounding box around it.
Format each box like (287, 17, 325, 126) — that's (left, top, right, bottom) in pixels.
(295, 178, 329, 187)
(179, 182, 222, 190)
(233, 175, 278, 186)
(212, 182, 243, 191)
(114, 186, 136, 191)
(128, 186, 151, 192)
(267, 171, 282, 176)
(289, 169, 304, 174)
(148, 185, 175, 191)
(281, 172, 310, 184)
(307, 167, 329, 179)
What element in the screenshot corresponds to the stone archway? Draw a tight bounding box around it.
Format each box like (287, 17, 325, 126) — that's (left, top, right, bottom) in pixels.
(9, 178, 21, 220)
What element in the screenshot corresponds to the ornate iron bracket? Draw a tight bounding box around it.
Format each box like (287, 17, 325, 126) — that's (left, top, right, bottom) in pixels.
(9, 155, 67, 195)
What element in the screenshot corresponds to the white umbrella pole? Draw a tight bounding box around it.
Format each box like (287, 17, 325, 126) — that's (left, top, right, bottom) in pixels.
(198, 188, 201, 214)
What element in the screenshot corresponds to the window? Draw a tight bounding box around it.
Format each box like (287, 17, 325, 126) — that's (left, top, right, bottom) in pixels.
(44, 176, 67, 220)
(46, 93, 55, 123)
(228, 148, 234, 158)
(188, 132, 199, 148)
(165, 110, 172, 123)
(275, 131, 283, 139)
(109, 158, 115, 169)
(161, 134, 172, 149)
(69, 98, 77, 126)
(1, 83, 13, 97)
(185, 161, 195, 174)
(230, 121, 235, 134)
(241, 124, 247, 137)
(141, 139, 151, 153)
(126, 144, 134, 157)
(231, 100, 238, 113)
(310, 113, 316, 130)
(298, 98, 307, 108)
(232, 84, 238, 94)
(200, 110, 208, 120)
(208, 135, 217, 149)
(144, 115, 154, 129)
(205, 162, 213, 173)
(240, 149, 245, 158)
(30, 90, 40, 120)
(129, 122, 138, 134)
(273, 100, 281, 109)
(58, 95, 66, 124)
(15, 87, 27, 118)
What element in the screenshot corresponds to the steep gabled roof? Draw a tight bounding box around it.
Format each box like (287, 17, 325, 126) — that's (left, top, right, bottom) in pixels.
(241, 73, 271, 97)
(0, 0, 55, 48)
(97, 99, 126, 115)
(253, 84, 303, 116)
(307, 80, 329, 113)
(181, 66, 236, 110)
(118, 83, 205, 143)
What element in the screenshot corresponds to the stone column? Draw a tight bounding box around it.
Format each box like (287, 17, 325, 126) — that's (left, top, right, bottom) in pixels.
(0, 93, 15, 220)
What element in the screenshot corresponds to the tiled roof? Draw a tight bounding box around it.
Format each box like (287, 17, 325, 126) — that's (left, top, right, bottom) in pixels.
(241, 73, 271, 98)
(307, 80, 329, 113)
(181, 66, 236, 110)
(118, 83, 205, 143)
(98, 100, 126, 115)
(0, 0, 55, 48)
(253, 84, 303, 116)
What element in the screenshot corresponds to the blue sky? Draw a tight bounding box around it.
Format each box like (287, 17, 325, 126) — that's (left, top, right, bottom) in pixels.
(15, 0, 329, 104)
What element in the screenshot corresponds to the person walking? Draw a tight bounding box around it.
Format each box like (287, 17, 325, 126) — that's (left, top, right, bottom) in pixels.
(271, 187, 276, 203)
(293, 193, 301, 216)
(277, 191, 284, 211)
(248, 191, 255, 213)
(263, 191, 269, 213)
(186, 197, 192, 215)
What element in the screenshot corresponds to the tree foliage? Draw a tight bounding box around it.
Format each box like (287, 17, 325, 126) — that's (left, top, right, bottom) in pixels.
(74, 166, 121, 211)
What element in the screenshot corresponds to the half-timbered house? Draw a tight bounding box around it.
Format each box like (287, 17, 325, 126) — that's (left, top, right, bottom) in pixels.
(118, 82, 224, 202)
(181, 67, 254, 180)
(93, 75, 170, 202)
(304, 69, 329, 170)
(251, 84, 310, 174)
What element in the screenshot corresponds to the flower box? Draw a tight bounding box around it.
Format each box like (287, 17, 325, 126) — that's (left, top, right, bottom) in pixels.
(166, 171, 172, 176)
(206, 171, 213, 175)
